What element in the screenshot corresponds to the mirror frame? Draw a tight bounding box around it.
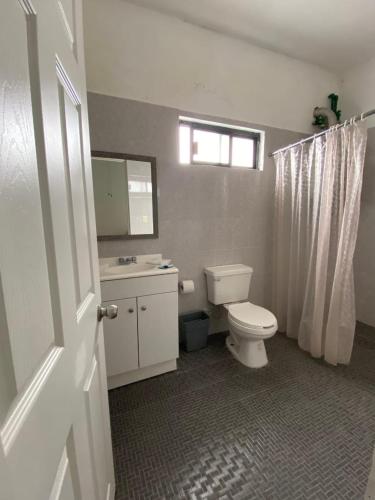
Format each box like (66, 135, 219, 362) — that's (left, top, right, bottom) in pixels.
(91, 150, 159, 241)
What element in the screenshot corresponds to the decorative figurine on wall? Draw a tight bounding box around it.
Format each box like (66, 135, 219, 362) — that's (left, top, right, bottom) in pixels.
(313, 93, 342, 130)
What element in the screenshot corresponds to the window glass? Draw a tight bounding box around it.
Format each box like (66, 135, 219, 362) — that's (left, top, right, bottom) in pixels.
(193, 129, 230, 164)
(178, 118, 261, 169)
(231, 136, 254, 168)
(179, 124, 191, 164)
(220, 135, 230, 164)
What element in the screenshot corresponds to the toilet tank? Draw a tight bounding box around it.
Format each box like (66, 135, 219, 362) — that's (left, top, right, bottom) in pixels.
(205, 264, 253, 305)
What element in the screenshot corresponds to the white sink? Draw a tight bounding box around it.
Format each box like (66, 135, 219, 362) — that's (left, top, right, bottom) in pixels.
(105, 262, 156, 275)
(99, 254, 178, 281)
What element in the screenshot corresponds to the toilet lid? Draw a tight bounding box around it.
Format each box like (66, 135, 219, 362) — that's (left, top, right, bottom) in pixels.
(228, 302, 276, 329)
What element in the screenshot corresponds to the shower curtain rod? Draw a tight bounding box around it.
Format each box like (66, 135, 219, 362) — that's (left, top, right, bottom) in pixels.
(268, 108, 375, 158)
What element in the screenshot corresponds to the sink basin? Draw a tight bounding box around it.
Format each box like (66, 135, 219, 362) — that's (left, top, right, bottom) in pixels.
(105, 263, 156, 275)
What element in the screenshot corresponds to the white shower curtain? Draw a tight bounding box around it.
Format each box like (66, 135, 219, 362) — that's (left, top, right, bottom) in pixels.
(273, 120, 367, 365)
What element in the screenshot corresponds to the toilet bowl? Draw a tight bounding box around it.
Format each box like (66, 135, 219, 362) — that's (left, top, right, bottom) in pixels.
(225, 302, 277, 368)
(204, 264, 278, 368)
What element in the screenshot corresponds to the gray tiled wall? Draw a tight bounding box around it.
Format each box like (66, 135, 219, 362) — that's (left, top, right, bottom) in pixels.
(87, 92, 305, 318)
(354, 127, 375, 327)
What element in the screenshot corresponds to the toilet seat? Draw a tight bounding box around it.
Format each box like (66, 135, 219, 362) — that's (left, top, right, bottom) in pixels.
(229, 317, 274, 338)
(227, 302, 277, 333)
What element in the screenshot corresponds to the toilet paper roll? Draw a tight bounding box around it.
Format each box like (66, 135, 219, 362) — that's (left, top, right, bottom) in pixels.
(179, 280, 195, 294)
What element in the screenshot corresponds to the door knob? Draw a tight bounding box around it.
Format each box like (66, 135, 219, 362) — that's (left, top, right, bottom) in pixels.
(141, 306, 147, 311)
(97, 304, 118, 321)
(128, 308, 134, 313)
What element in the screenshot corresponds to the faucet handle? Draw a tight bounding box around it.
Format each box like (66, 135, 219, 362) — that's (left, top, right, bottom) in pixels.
(118, 256, 137, 265)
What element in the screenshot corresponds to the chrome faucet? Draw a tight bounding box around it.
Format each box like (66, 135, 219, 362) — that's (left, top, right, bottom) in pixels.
(118, 256, 137, 265)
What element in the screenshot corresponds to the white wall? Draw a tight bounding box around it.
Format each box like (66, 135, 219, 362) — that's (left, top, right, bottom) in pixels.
(354, 128, 375, 327)
(83, 0, 340, 134)
(88, 93, 306, 316)
(342, 56, 375, 128)
(342, 57, 375, 327)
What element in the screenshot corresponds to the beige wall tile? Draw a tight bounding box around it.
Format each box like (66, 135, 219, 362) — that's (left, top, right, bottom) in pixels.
(88, 93, 304, 320)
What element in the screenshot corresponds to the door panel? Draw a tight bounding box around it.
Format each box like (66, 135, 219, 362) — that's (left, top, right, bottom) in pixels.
(65, 427, 83, 499)
(0, 1, 114, 499)
(138, 292, 178, 368)
(103, 298, 138, 376)
(58, 69, 93, 307)
(84, 346, 113, 500)
(0, 277, 16, 424)
(68, 400, 97, 500)
(0, 444, 13, 500)
(57, 0, 77, 57)
(0, 0, 56, 393)
(49, 447, 75, 500)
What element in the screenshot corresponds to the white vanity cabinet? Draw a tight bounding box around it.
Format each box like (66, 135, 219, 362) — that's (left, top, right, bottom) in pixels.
(101, 272, 179, 389)
(138, 292, 178, 367)
(102, 297, 139, 377)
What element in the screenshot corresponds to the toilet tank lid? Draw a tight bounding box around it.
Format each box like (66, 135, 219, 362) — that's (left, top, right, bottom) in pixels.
(204, 264, 253, 277)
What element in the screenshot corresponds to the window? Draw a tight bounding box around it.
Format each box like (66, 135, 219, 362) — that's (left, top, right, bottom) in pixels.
(179, 117, 263, 169)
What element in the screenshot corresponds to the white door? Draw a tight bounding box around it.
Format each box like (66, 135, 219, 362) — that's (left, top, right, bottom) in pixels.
(0, 1, 115, 499)
(138, 293, 179, 367)
(103, 298, 139, 376)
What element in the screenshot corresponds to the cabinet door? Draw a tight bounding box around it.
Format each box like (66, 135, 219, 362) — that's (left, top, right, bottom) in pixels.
(103, 298, 138, 376)
(138, 292, 179, 368)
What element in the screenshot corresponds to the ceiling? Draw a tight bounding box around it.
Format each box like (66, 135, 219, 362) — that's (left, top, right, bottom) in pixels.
(126, 0, 375, 72)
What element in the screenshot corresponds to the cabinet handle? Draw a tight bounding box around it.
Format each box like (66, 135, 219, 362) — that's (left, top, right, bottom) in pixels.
(128, 308, 134, 313)
(141, 306, 147, 311)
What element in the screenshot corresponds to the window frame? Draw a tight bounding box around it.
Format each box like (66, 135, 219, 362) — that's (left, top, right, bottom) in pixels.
(179, 119, 261, 169)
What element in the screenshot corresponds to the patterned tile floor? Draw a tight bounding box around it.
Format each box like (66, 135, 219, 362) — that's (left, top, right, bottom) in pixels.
(109, 323, 375, 500)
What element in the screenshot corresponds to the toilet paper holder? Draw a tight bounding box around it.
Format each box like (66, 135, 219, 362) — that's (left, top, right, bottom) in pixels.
(179, 280, 195, 294)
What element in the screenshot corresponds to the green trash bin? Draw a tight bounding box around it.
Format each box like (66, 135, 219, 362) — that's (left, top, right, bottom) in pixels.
(179, 311, 210, 352)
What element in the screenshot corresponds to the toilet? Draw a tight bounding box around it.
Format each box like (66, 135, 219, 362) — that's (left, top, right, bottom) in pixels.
(205, 264, 278, 368)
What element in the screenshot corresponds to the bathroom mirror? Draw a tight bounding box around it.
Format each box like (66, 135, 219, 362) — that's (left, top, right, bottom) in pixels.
(91, 151, 158, 240)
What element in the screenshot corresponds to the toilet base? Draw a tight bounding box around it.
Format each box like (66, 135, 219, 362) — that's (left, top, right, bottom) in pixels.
(226, 334, 268, 368)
